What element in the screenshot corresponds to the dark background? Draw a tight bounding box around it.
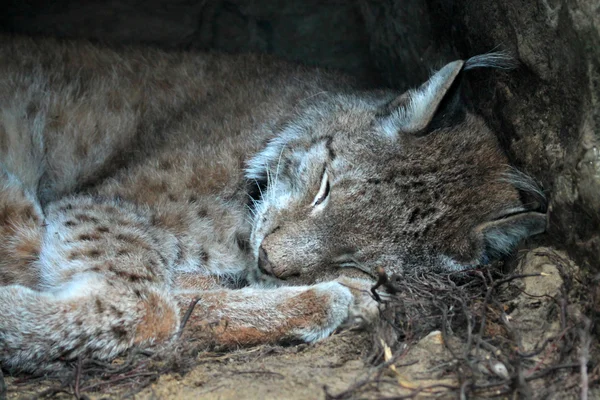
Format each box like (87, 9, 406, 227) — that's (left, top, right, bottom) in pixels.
(1, 0, 598, 273)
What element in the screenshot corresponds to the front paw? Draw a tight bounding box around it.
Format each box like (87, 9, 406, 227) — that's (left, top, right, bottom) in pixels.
(298, 281, 354, 342)
(301, 279, 379, 342)
(334, 277, 380, 329)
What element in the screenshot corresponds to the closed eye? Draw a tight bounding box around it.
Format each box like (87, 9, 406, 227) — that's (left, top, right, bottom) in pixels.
(311, 170, 330, 208)
(247, 174, 268, 203)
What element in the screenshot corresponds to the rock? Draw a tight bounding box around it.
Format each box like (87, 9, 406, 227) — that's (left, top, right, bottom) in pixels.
(388, 330, 458, 396)
(507, 248, 566, 360)
(0, 0, 378, 83)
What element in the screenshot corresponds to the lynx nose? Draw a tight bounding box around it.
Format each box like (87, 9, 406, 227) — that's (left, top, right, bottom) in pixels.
(258, 245, 274, 276)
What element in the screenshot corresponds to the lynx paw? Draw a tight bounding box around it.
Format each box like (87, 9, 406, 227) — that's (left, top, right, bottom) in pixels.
(300, 279, 379, 342)
(335, 277, 380, 330)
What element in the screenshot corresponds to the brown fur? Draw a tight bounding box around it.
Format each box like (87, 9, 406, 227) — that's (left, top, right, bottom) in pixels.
(0, 36, 544, 372)
(134, 292, 178, 344)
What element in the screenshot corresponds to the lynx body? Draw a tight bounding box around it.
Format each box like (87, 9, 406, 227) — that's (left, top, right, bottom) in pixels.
(0, 37, 545, 372)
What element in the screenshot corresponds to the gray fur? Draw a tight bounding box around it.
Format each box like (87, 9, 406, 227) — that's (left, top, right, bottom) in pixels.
(0, 36, 545, 372)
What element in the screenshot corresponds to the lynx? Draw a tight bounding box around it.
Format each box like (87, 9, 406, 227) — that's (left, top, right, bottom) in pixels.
(0, 36, 546, 373)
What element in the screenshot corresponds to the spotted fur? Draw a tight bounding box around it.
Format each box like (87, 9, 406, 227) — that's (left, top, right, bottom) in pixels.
(0, 36, 545, 372)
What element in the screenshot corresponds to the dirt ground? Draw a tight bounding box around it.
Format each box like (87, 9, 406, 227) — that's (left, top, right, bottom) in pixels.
(3, 247, 598, 399)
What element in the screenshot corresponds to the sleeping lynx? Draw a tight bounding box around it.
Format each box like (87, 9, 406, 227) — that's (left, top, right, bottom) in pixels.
(0, 36, 546, 373)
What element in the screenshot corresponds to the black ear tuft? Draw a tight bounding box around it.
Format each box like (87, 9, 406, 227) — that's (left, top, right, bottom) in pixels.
(464, 52, 519, 71)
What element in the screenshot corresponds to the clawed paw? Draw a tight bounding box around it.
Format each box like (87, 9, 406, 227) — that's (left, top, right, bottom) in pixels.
(335, 277, 381, 329)
(304, 278, 383, 342)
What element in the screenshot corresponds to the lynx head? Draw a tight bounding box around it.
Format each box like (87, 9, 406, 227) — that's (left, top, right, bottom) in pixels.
(246, 54, 546, 285)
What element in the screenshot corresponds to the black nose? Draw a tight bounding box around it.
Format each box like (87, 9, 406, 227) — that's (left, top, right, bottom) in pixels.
(258, 245, 274, 275)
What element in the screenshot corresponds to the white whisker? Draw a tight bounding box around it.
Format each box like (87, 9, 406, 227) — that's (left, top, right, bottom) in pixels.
(252, 178, 264, 199)
(264, 161, 272, 189)
(274, 144, 287, 189)
(500, 166, 546, 206)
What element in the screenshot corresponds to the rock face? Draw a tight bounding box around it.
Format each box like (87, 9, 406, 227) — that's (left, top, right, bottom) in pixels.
(0, 1, 377, 82)
(1, 0, 598, 271)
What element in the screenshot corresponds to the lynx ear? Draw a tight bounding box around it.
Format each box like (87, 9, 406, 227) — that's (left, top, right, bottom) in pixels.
(378, 60, 465, 135)
(476, 212, 547, 261)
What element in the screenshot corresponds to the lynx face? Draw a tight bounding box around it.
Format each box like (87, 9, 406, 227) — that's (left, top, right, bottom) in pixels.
(247, 57, 546, 285)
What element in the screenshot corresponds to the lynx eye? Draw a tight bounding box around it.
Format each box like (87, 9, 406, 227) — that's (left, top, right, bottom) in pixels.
(311, 170, 330, 208)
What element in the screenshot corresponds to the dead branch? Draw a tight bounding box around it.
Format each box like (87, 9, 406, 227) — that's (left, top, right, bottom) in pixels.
(579, 318, 591, 400)
(176, 296, 202, 340)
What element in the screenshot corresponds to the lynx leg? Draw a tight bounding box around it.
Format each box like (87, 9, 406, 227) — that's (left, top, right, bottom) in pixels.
(0, 278, 376, 372)
(0, 194, 183, 373)
(0, 278, 179, 373)
(175, 278, 379, 346)
(0, 169, 43, 288)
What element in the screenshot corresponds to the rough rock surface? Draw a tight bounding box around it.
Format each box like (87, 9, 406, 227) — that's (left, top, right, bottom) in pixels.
(0, 1, 377, 82)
